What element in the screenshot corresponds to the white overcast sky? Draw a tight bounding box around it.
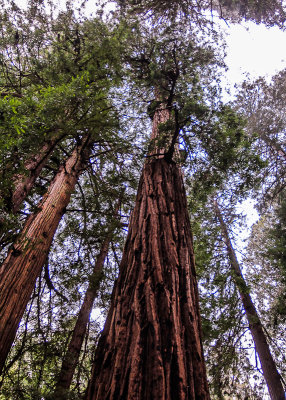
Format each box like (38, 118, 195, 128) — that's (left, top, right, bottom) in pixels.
(223, 22, 286, 84)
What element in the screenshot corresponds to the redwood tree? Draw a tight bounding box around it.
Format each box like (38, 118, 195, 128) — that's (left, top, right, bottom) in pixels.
(84, 15, 261, 397)
(85, 35, 213, 393)
(86, 119, 210, 400)
(0, 4, 131, 390)
(0, 135, 92, 373)
(213, 199, 285, 400)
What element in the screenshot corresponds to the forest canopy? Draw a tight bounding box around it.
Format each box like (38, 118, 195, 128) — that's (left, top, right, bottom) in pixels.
(0, 0, 285, 399)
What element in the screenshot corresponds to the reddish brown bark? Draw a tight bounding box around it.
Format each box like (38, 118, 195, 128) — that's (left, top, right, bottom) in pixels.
(0, 136, 91, 373)
(0, 137, 61, 247)
(54, 202, 121, 399)
(11, 136, 63, 213)
(85, 93, 209, 399)
(86, 158, 210, 400)
(214, 199, 285, 400)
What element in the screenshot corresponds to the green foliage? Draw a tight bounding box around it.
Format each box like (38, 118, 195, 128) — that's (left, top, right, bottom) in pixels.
(122, 21, 264, 206)
(116, 0, 286, 27)
(0, 0, 284, 398)
(0, 2, 133, 244)
(184, 104, 265, 210)
(244, 211, 286, 384)
(0, 3, 136, 396)
(234, 71, 286, 209)
(266, 195, 286, 322)
(191, 199, 269, 398)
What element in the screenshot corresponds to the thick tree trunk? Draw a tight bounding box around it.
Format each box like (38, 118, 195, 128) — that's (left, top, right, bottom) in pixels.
(0, 136, 91, 373)
(86, 157, 210, 399)
(54, 202, 121, 399)
(11, 135, 63, 213)
(86, 92, 209, 399)
(214, 199, 285, 400)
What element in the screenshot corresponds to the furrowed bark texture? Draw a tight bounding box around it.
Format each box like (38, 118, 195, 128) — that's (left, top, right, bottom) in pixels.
(54, 199, 121, 398)
(11, 136, 62, 213)
(86, 158, 210, 400)
(214, 200, 285, 400)
(0, 138, 91, 373)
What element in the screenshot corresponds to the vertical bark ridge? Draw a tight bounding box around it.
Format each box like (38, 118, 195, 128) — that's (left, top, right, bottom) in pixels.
(0, 136, 92, 373)
(86, 159, 210, 400)
(214, 199, 285, 400)
(54, 200, 122, 399)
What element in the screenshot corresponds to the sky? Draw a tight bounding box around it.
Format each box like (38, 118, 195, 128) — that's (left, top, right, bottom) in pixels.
(224, 22, 286, 85)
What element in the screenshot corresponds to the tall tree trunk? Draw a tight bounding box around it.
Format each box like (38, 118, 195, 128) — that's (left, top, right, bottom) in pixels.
(0, 136, 63, 247)
(54, 201, 122, 399)
(86, 98, 209, 399)
(11, 135, 64, 213)
(213, 199, 285, 400)
(0, 136, 91, 374)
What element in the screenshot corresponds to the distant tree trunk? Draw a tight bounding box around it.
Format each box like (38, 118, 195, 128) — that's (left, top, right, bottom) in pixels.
(214, 199, 285, 400)
(86, 97, 209, 399)
(260, 130, 286, 161)
(54, 201, 122, 399)
(11, 135, 64, 213)
(0, 136, 92, 374)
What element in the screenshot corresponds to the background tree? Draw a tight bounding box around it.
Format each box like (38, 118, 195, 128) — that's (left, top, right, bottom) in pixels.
(213, 199, 284, 400)
(234, 71, 286, 209)
(53, 196, 123, 399)
(245, 200, 286, 371)
(117, 0, 286, 26)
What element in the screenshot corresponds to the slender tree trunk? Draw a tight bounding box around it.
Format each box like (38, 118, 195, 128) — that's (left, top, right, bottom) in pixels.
(54, 201, 122, 399)
(0, 136, 91, 373)
(11, 135, 64, 213)
(214, 199, 285, 400)
(258, 130, 286, 161)
(86, 98, 209, 399)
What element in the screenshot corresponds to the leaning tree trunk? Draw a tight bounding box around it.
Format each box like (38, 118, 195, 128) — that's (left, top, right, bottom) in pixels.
(0, 136, 92, 374)
(11, 134, 64, 213)
(0, 135, 63, 247)
(86, 96, 210, 399)
(54, 200, 122, 399)
(214, 199, 285, 400)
